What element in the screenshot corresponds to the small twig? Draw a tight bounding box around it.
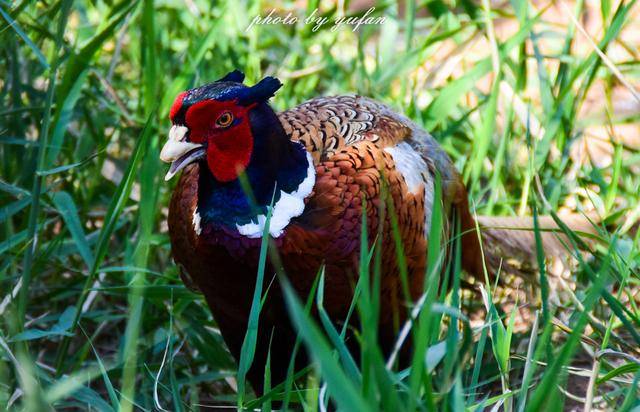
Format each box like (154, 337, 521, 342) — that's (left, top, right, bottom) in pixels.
(511, 354, 634, 384)
(551, 316, 600, 348)
(596, 349, 640, 365)
(558, 384, 603, 404)
(82, 272, 106, 313)
(107, 13, 132, 82)
(280, 64, 326, 79)
(93, 70, 136, 127)
(153, 312, 172, 412)
(583, 356, 599, 412)
(319, 382, 329, 412)
(0, 277, 22, 315)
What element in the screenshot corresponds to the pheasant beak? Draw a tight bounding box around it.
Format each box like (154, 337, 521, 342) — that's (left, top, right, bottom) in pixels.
(160, 125, 205, 181)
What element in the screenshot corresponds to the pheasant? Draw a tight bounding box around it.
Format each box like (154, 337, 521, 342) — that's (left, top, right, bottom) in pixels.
(160, 70, 594, 394)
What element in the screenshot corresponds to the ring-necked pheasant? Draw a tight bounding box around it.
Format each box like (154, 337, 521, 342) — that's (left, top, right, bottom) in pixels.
(160, 70, 595, 394)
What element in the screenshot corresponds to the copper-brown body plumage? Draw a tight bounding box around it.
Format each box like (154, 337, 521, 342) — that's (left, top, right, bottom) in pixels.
(167, 94, 484, 392)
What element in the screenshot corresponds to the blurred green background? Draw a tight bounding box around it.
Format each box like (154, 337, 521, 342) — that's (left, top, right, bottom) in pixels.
(1, 0, 639, 410)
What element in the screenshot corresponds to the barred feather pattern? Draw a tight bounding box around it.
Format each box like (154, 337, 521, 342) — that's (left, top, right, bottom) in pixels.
(279, 96, 406, 159)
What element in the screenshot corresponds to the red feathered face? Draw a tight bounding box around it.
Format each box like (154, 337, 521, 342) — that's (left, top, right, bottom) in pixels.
(163, 95, 256, 182)
(184, 98, 254, 182)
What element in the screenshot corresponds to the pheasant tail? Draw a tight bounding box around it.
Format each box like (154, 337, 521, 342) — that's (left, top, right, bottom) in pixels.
(475, 213, 599, 279)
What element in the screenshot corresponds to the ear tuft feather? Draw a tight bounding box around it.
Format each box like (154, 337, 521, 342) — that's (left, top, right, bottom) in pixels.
(239, 76, 282, 106)
(217, 70, 245, 84)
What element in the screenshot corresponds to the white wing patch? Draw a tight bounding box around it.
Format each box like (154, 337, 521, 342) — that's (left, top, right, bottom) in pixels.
(193, 209, 202, 235)
(384, 142, 434, 237)
(236, 151, 316, 238)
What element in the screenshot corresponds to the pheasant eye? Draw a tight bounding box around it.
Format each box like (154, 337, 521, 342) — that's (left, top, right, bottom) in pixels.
(216, 111, 233, 128)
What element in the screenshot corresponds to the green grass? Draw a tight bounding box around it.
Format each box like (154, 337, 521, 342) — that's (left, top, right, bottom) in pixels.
(1, 0, 639, 410)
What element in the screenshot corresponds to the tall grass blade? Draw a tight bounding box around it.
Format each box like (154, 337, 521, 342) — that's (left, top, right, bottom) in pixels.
(50, 191, 94, 269)
(281, 278, 372, 412)
(237, 189, 276, 407)
(0, 5, 49, 69)
(17, 0, 73, 331)
(55, 112, 156, 374)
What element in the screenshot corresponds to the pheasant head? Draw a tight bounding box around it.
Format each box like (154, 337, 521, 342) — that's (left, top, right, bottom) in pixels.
(161, 70, 283, 182)
(160, 71, 314, 239)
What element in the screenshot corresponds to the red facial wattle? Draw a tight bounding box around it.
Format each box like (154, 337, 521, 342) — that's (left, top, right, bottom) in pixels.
(184, 99, 254, 182)
(205, 126, 253, 182)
